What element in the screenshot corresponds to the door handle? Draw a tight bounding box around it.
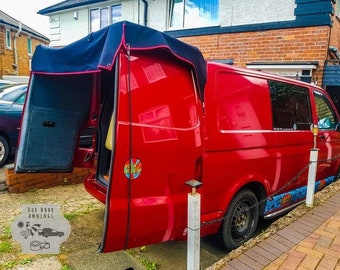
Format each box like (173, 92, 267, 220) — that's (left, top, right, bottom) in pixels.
(319, 134, 329, 141)
(319, 134, 325, 140)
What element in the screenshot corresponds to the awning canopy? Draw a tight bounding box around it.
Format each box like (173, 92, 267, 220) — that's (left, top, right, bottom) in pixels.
(31, 21, 207, 100)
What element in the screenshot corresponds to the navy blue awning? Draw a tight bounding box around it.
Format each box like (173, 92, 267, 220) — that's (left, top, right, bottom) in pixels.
(32, 21, 206, 100)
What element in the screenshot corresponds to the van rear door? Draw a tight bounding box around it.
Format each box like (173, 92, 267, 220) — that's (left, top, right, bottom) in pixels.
(15, 72, 100, 172)
(98, 51, 204, 252)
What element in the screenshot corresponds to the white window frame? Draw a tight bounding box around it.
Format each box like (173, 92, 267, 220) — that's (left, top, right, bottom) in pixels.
(90, 4, 122, 32)
(168, 0, 219, 30)
(247, 64, 318, 84)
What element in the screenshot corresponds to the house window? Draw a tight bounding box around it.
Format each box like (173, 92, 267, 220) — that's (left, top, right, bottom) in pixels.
(90, 5, 122, 32)
(90, 9, 101, 32)
(100, 8, 109, 28)
(169, 0, 219, 29)
(27, 37, 32, 55)
(6, 29, 11, 49)
(111, 4, 122, 23)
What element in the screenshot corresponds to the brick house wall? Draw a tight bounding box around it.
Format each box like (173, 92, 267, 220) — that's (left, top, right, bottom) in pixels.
(40, 0, 338, 87)
(329, 17, 340, 52)
(179, 25, 331, 87)
(0, 27, 48, 77)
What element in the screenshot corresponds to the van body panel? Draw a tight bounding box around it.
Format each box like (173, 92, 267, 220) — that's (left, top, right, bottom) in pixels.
(15, 21, 340, 252)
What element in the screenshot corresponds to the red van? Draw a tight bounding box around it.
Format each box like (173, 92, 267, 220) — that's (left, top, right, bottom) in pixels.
(15, 21, 340, 252)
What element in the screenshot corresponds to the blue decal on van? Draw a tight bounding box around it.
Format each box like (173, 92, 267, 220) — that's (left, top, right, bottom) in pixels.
(264, 175, 336, 214)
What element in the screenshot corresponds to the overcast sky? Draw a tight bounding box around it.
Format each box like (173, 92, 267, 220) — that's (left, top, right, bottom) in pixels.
(0, 0, 62, 37)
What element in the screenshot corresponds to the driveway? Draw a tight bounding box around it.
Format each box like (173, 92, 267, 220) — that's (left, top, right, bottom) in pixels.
(0, 167, 226, 270)
(1, 167, 339, 270)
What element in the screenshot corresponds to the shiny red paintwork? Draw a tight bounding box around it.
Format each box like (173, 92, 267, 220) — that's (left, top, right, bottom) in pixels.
(84, 52, 340, 252)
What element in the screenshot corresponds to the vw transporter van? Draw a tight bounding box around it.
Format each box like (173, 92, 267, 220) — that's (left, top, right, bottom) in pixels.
(15, 21, 340, 252)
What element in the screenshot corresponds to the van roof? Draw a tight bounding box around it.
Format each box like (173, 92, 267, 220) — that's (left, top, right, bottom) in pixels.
(207, 61, 322, 89)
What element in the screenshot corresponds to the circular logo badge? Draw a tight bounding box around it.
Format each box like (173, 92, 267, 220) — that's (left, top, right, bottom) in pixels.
(124, 158, 142, 179)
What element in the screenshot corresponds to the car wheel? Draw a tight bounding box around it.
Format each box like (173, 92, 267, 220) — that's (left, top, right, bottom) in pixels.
(0, 135, 9, 167)
(220, 189, 259, 251)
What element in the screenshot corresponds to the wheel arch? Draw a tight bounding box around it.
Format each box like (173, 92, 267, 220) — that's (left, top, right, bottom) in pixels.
(239, 181, 267, 216)
(0, 131, 10, 144)
(220, 179, 268, 218)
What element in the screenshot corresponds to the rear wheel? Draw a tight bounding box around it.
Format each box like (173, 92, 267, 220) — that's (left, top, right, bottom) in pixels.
(0, 135, 9, 167)
(220, 189, 259, 251)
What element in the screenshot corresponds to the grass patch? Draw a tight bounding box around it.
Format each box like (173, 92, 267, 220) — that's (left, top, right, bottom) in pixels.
(0, 241, 11, 253)
(64, 212, 81, 221)
(0, 227, 11, 240)
(128, 248, 158, 270)
(64, 202, 102, 221)
(2, 258, 33, 269)
(0, 226, 12, 254)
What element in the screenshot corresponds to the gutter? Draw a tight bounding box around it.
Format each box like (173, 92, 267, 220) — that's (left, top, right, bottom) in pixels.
(13, 21, 22, 76)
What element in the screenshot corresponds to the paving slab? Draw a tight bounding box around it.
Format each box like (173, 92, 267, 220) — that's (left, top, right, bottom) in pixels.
(219, 189, 340, 270)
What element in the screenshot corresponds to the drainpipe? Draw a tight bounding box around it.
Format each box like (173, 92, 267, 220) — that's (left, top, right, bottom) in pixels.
(141, 0, 148, 26)
(13, 21, 22, 76)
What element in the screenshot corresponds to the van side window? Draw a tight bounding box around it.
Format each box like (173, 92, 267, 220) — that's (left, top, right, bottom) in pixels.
(269, 80, 311, 130)
(314, 91, 338, 130)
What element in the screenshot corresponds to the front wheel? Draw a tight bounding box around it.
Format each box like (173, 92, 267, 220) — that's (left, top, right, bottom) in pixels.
(220, 189, 259, 251)
(0, 135, 9, 167)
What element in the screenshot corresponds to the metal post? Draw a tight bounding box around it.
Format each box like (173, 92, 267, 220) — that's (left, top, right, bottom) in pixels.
(185, 179, 202, 270)
(306, 125, 319, 207)
(306, 148, 319, 207)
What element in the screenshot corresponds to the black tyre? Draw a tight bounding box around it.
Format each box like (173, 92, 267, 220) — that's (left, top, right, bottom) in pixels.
(0, 135, 9, 167)
(220, 189, 259, 251)
(335, 167, 340, 180)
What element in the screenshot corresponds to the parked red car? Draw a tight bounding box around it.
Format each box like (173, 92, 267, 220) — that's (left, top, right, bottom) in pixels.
(15, 21, 340, 252)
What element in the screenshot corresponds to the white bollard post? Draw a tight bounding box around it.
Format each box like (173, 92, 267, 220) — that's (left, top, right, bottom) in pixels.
(306, 148, 319, 207)
(186, 180, 202, 270)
